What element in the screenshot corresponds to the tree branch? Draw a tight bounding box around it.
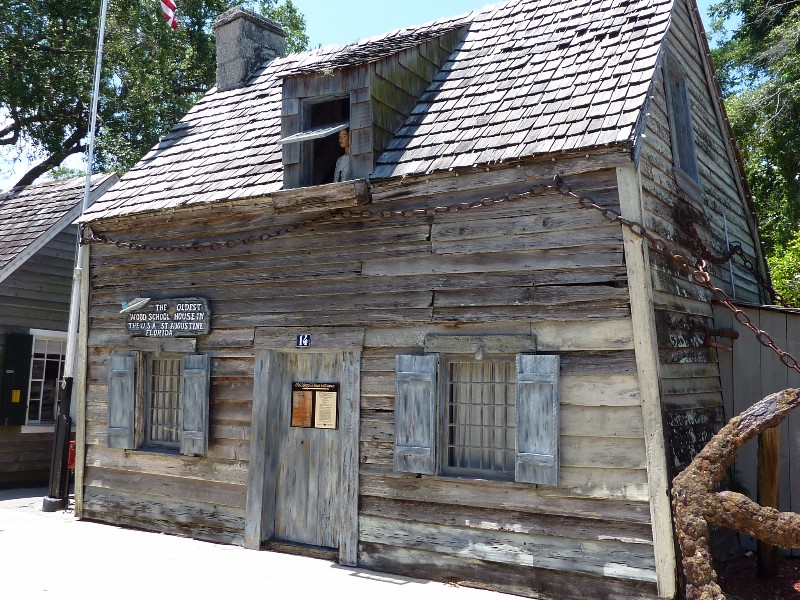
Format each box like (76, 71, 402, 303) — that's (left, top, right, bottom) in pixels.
(11, 126, 87, 189)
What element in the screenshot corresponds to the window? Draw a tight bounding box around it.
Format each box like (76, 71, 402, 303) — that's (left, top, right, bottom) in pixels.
(280, 95, 351, 187)
(27, 333, 67, 424)
(394, 350, 560, 485)
(107, 352, 210, 456)
(145, 356, 183, 448)
(443, 357, 516, 479)
(664, 57, 700, 192)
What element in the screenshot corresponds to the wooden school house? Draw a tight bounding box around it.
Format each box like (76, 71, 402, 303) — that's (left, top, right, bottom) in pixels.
(0, 174, 117, 485)
(73, 1, 770, 598)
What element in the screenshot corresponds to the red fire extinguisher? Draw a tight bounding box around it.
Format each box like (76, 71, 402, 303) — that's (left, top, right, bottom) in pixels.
(67, 440, 76, 471)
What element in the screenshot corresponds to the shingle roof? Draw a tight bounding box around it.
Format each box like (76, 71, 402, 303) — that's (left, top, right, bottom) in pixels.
(0, 174, 117, 274)
(83, 0, 673, 222)
(374, 0, 672, 177)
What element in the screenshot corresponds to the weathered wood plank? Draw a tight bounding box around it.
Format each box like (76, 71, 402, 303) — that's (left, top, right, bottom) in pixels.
(82, 486, 244, 545)
(84, 445, 247, 485)
(83, 465, 246, 508)
(359, 515, 657, 581)
(359, 472, 652, 522)
(358, 542, 659, 600)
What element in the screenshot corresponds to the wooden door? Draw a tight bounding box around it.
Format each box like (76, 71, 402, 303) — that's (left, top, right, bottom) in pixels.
(247, 347, 360, 563)
(273, 352, 342, 548)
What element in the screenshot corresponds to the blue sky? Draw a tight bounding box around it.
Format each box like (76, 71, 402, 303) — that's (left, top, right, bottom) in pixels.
(296, 0, 718, 47)
(0, 0, 720, 191)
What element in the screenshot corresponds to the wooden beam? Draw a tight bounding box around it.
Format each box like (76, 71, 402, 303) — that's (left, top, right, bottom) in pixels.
(74, 242, 91, 518)
(617, 163, 677, 599)
(757, 426, 780, 576)
(245, 350, 282, 548)
(271, 179, 371, 215)
(339, 351, 360, 566)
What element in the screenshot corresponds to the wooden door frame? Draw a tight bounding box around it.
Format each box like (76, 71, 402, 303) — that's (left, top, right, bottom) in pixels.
(245, 328, 363, 566)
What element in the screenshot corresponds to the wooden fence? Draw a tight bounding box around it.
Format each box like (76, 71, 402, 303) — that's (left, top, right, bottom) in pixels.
(714, 304, 800, 551)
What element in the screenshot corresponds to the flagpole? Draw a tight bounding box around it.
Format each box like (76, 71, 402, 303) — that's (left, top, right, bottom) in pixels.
(43, 0, 109, 512)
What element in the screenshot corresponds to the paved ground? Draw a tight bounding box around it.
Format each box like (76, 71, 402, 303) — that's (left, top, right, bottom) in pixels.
(0, 487, 517, 599)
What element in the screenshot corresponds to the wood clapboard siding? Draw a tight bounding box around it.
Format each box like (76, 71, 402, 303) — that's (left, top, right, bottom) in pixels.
(0, 427, 54, 485)
(0, 230, 75, 331)
(82, 323, 253, 541)
(83, 163, 658, 594)
(371, 30, 464, 161)
(636, 0, 764, 484)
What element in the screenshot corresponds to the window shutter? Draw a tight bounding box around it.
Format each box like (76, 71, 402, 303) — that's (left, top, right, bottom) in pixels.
(394, 354, 437, 475)
(0, 333, 33, 426)
(181, 353, 210, 456)
(107, 353, 136, 449)
(515, 354, 560, 485)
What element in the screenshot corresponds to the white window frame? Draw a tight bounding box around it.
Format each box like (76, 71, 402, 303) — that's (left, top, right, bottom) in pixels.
(25, 329, 68, 425)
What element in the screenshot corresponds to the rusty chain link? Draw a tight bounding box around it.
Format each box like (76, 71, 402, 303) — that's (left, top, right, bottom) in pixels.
(85, 183, 556, 252)
(684, 218, 789, 307)
(550, 175, 800, 374)
(87, 174, 799, 373)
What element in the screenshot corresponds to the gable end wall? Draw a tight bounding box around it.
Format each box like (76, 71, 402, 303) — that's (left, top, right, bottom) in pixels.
(637, 0, 764, 560)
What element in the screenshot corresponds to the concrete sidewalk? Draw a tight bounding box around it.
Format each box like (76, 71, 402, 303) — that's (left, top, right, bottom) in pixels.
(0, 488, 517, 600)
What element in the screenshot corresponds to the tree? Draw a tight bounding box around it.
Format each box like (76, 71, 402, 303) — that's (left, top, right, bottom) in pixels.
(0, 0, 307, 188)
(709, 1, 800, 297)
(767, 228, 800, 306)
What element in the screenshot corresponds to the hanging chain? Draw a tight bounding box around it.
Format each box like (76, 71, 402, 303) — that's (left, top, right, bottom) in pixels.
(683, 219, 789, 307)
(87, 174, 799, 373)
(549, 176, 800, 374)
(84, 183, 556, 252)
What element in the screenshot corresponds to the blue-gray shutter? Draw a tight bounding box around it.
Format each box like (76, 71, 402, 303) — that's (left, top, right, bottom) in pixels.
(107, 353, 136, 449)
(181, 353, 210, 456)
(515, 354, 560, 485)
(394, 354, 437, 474)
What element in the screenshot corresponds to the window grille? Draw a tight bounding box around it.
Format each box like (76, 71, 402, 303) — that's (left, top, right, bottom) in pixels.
(444, 358, 516, 478)
(146, 357, 182, 447)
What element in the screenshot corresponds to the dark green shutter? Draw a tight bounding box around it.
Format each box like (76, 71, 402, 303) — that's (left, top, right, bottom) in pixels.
(181, 354, 210, 456)
(394, 354, 437, 475)
(0, 333, 33, 426)
(107, 353, 136, 449)
(515, 354, 560, 485)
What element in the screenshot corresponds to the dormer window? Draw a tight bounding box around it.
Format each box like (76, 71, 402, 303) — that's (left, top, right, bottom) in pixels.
(280, 95, 351, 187)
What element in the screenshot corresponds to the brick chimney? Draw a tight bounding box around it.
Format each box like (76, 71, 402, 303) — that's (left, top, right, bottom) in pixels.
(214, 7, 286, 92)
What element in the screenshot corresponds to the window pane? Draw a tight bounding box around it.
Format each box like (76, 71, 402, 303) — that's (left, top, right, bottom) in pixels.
(445, 359, 516, 477)
(33, 338, 47, 356)
(31, 359, 45, 379)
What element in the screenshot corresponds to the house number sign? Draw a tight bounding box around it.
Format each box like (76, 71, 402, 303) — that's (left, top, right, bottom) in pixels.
(291, 382, 339, 429)
(125, 297, 211, 337)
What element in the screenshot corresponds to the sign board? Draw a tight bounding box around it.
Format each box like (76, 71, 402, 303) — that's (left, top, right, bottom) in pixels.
(291, 382, 338, 429)
(126, 297, 211, 337)
(296, 334, 311, 348)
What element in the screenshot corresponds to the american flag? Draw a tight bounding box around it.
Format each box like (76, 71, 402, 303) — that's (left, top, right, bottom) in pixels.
(161, 0, 178, 29)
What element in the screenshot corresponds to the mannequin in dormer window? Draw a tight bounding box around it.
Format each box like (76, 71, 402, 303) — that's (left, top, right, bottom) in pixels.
(333, 128, 352, 182)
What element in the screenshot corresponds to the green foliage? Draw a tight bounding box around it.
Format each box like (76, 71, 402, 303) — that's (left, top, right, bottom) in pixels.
(768, 230, 800, 306)
(46, 166, 84, 180)
(709, 0, 800, 300)
(0, 1, 308, 186)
